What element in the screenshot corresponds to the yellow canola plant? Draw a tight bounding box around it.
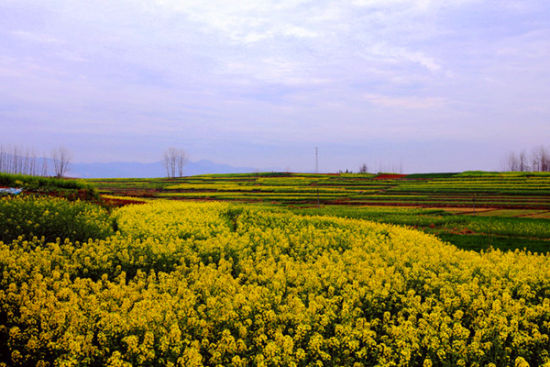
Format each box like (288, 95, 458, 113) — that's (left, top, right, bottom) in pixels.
(1, 201, 549, 366)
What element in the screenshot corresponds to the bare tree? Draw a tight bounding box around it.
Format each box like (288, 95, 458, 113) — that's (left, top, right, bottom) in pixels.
(52, 147, 71, 178)
(41, 156, 49, 177)
(164, 148, 187, 178)
(519, 150, 529, 172)
(544, 148, 550, 172)
(30, 150, 38, 176)
(531, 148, 540, 172)
(1, 145, 17, 174)
(22, 148, 37, 176)
(164, 148, 176, 178)
(0, 144, 52, 176)
(0, 145, 20, 174)
(532, 146, 550, 172)
(506, 152, 519, 171)
(503, 146, 550, 172)
(0, 145, 5, 173)
(12, 146, 20, 174)
(176, 149, 187, 177)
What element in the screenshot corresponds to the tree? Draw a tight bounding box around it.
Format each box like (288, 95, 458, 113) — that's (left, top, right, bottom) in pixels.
(359, 163, 368, 174)
(0, 144, 54, 176)
(164, 148, 187, 178)
(506, 152, 519, 172)
(52, 147, 71, 178)
(519, 150, 529, 172)
(41, 156, 49, 177)
(177, 149, 187, 177)
(543, 148, 550, 172)
(503, 146, 550, 172)
(532, 146, 550, 172)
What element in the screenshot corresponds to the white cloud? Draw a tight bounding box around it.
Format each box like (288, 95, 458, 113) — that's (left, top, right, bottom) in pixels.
(350, 0, 479, 12)
(282, 26, 318, 39)
(364, 94, 446, 109)
(11, 30, 63, 44)
(363, 44, 442, 72)
(150, 0, 320, 45)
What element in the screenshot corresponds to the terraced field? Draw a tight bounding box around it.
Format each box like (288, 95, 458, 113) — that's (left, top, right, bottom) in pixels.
(90, 171, 550, 253)
(91, 171, 550, 208)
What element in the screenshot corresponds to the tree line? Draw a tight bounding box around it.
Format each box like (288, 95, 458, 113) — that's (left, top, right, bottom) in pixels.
(504, 146, 550, 172)
(1, 145, 188, 179)
(0, 145, 72, 178)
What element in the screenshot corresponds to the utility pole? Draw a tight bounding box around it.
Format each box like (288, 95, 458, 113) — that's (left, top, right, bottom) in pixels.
(315, 147, 318, 173)
(315, 147, 320, 207)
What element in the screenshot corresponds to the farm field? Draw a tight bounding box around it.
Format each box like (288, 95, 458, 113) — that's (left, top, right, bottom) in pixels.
(2, 196, 550, 366)
(90, 172, 550, 253)
(90, 172, 550, 206)
(2, 172, 550, 365)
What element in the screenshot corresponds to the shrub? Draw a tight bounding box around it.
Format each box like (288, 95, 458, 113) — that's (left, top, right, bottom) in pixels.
(0, 195, 113, 243)
(0, 172, 98, 199)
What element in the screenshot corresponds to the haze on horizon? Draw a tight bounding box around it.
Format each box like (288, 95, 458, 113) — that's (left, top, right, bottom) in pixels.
(1, 0, 549, 174)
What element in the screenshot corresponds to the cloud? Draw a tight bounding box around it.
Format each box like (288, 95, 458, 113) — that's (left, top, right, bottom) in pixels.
(363, 44, 442, 72)
(1, 0, 549, 171)
(364, 94, 446, 109)
(149, 0, 320, 45)
(11, 30, 63, 44)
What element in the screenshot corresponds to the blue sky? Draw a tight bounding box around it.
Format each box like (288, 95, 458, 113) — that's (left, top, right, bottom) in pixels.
(1, 0, 549, 173)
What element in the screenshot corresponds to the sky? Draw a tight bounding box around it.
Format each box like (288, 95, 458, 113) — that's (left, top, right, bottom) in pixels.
(1, 0, 549, 173)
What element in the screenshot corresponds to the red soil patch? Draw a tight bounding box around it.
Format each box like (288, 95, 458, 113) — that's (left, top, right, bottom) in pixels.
(101, 197, 146, 207)
(448, 227, 475, 235)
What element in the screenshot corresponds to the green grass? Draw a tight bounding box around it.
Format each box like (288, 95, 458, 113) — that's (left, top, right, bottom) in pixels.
(466, 216, 550, 238)
(288, 205, 466, 227)
(472, 209, 548, 217)
(437, 233, 550, 253)
(1, 172, 98, 199)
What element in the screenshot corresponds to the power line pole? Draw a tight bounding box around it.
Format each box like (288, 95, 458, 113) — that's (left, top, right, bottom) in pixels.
(315, 147, 318, 173)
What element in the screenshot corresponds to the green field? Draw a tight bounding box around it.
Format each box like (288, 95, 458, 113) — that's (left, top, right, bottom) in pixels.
(90, 172, 550, 253)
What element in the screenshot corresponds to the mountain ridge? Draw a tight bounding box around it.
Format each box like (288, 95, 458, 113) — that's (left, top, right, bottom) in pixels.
(70, 159, 260, 178)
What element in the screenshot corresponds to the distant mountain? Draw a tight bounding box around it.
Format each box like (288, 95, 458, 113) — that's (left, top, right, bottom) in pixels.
(70, 160, 259, 178)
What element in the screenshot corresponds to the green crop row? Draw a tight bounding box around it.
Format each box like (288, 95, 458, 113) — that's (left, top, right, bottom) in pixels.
(467, 217, 550, 238)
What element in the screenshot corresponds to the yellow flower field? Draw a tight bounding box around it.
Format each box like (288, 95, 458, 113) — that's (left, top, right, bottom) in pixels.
(1, 200, 549, 366)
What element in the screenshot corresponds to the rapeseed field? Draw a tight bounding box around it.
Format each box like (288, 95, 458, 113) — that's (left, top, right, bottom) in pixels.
(1, 198, 549, 366)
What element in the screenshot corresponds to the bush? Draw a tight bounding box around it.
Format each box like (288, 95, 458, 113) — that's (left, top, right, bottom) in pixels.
(0, 195, 114, 243)
(0, 172, 98, 199)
